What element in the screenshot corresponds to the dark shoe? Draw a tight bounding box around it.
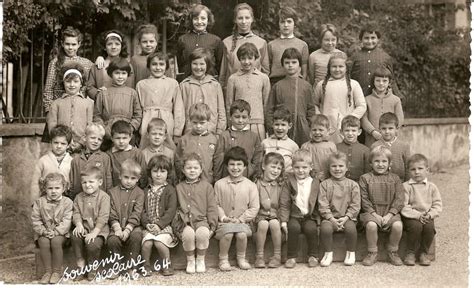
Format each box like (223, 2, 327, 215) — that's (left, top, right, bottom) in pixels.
(268, 255, 281, 268)
(142, 265, 153, 277)
(404, 253, 416, 266)
(308, 256, 319, 267)
(40, 272, 52, 284)
(419, 253, 431, 266)
(49, 272, 61, 284)
(362, 252, 378, 266)
(254, 256, 265, 268)
(74, 273, 86, 282)
(284, 258, 296, 268)
(387, 251, 403, 266)
(87, 271, 97, 282)
(108, 270, 120, 280)
(161, 267, 174, 276)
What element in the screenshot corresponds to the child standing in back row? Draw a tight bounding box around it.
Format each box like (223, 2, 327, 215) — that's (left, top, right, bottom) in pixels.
(136, 52, 185, 148)
(226, 42, 270, 141)
(131, 24, 159, 84)
(266, 48, 315, 146)
(268, 7, 309, 84)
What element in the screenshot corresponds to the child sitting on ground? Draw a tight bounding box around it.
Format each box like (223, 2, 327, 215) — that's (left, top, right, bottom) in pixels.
(141, 155, 178, 276)
(107, 160, 145, 280)
(254, 152, 288, 268)
(401, 154, 442, 266)
(359, 145, 405, 266)
(31, 173, 73, 284)
(175, 153, 218, 274)
(71, 167, 111, 281)
(318, 152, 360, 267)
(31, 125, 73, 204)
(261, 107, 299, 174)
(279, 149, 320, 268)
(214, 147, 259, 271)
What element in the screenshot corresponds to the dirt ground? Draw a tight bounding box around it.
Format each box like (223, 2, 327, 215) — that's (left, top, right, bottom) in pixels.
(0, 164, 469, 286)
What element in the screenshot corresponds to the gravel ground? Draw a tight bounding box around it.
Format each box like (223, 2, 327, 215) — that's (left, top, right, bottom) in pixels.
(0, 164, 469, 286)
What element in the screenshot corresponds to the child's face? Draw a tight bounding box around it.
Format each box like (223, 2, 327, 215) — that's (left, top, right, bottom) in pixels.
(140, 33, 157, 55)
(62, 36, 80, 57)
(374, 76, 390, 94)
(150, 167, 168, 186)
(262, 161, 283, 182)
(408, 161, 429, 183)
(45, 180, 65, 200)
(361, 32, 379, 50)
(193, 10, 209, 32)
(235, 8, 253, 33)
(230, 109, 250, 130)
(120, 170, 140, 189)
(341, 126, 361, 144)
(227, 159, 246, 179)
(81, 175, 103, 195)
(329, 159, 347, 180)
(293, 160, 312, 180)
(239, 55, 258, 72)
(370, 154, 390, 174)
(321, 31, 337, 53)
(329, 58, 346, 80)
(310, 124, 329, 143)
(149, 57, 167, 78)
(279, 17, 295, 37)
(85, 131, 103, 152)
(64, 76, 82, 95)
(380, 122, 398, 142)
(183, 159, 203, 181)
(283, 58, 300, 76)
(190, 118, 209, 135)
(191, 57, 207, 80)
(112, 133, 132, 151)
(272, 119, 292, 139)
(51, 136, 69, 156)
(111, 69, 128, 86)
(147, 127, 166, 148)
(106, 37, 122, 57)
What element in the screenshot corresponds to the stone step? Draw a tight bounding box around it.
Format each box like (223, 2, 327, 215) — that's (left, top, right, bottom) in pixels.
(35, 231, 435, 278)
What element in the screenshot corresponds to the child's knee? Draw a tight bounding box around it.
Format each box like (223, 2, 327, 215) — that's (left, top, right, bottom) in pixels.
(142, 240, 153, 249)
(391, 221, 403, 232)
(268, 219, 280, 231)
(366, 221, 378, 232)
(195, 227, 210, 241)
(235, 232, 247, 241)
(257, 220, 269, 231)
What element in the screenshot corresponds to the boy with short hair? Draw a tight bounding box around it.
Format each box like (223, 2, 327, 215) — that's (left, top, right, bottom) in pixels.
(371, 112, 410, 181)
(71, 166, 110, 281)
(261, 106, 299, 173)
(213, 99, 263, 180)
(176, 103, 218, 184)
(279, 149, 320, 268)
(107, 120, 147, 188)
(401, 154, 442, 266)
(141, 118, 175, 164)
(93, 58, 143, 150)
(336, 115, 370, 182)
(226, 42, 270, 142)
(348, 24, 403, 99)
(268, 7, 309, 84)
(266, 48, 315, 146)
(107, 159, 145, 279)
(69, 123, 113, 199)
(214, 146, 259, 271)
(31, 125, 74, 204)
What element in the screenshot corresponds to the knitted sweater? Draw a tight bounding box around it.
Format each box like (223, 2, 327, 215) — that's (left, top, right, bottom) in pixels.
(401, 179, 442, 219)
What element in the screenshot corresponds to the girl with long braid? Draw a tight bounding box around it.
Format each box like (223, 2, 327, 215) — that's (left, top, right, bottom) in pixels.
(314, 52, 366, 143)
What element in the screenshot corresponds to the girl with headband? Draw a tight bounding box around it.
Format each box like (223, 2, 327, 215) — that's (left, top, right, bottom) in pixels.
(86, 30, 135, 100)
(42, 26, 93, 143)
(47, 62, 94, 152)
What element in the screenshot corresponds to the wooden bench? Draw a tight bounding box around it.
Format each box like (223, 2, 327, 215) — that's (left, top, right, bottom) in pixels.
(35, 232, 435, 278)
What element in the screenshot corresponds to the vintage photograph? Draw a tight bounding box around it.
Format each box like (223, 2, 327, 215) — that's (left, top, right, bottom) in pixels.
(0, 0, 470, 286)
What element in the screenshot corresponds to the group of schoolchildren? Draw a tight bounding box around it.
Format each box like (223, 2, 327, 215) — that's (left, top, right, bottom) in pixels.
(30, 2, 443, 284)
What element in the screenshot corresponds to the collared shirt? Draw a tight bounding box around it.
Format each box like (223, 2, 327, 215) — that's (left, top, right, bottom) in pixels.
(141, 145, 174, 164)
(280, 34, 295, 39)
(109, 185, 144, 230)
(295, 176, 313, 215)
(73, 189, 110, 238)
(318, 177, 361, 221)
(401, 178, 442, 219)
(256, 179, 285, 219)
